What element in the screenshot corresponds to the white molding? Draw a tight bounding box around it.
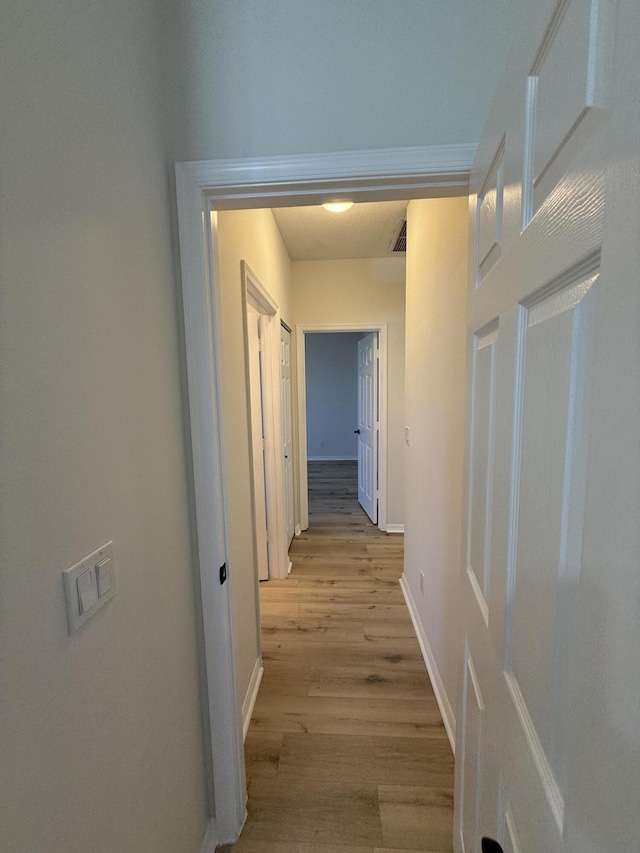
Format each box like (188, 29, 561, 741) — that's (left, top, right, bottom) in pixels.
(294, 525, 302, 536)
(386, 524, 405, 534)
(307, 455, 358, 462)
(242, 658, 264, 741)
(287, 559, 293, 575)
(200, 818, 219, 853)
(400, 574, 456, 752)
(175, 169, 247, 843)
(179, 144, 475, 208)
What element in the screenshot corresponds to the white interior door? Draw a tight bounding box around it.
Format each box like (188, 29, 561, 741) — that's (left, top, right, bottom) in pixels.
(280, 324, 295, 546)
(247, 311, 269, 581)
(456, 2, 640, 852)
(357, 332, 377, 523)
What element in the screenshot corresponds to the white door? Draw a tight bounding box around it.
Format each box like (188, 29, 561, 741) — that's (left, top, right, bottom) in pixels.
(247, 311, 269, 581)
(357, 332, 378, 523)
(280, 324, 295, 546)
(456, 2, 640, 853)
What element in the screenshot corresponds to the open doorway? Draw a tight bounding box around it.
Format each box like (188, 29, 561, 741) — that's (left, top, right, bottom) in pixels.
(302, 329, 381, 527)
(174, 153, 463, 842)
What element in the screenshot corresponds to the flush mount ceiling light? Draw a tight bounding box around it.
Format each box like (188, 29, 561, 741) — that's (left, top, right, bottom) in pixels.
(322, 201, 354, 213)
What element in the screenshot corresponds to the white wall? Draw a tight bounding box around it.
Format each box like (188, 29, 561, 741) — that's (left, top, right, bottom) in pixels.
(170, 0, 523, 161)
(306, 333, 361, 460)
(292, 258, 406, 527)
(403, 197, 469, 740)
(216, 209, 293, 708)
(0, 2, 209, 851)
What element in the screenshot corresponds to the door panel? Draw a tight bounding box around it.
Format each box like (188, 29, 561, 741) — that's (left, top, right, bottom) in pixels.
(280, 325, 294, 546)
(247, 312, 269, 581)
(459, 646, 485, 853)
(456, 1, 640, 852)
(357, 332, 377, 523)
(468, 321, 499, 620)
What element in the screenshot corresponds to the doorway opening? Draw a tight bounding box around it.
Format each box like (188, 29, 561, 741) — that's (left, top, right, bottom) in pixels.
(174, 149, 469, 843)
(300, 329, 384, 530)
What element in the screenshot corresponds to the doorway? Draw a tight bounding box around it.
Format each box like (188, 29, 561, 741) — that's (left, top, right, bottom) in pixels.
(303, 330, 381, 527)
(174, 149, 469, 844)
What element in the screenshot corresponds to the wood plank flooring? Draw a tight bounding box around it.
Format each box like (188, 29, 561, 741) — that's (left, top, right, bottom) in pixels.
(220, 461, 454, 853)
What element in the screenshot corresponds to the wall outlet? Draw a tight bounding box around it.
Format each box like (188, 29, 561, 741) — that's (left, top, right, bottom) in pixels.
(405, 426, 410, 446)
(419, 570, 425, 594)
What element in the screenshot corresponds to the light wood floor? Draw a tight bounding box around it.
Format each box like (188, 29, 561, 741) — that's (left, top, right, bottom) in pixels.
(220, 461, 454, 853)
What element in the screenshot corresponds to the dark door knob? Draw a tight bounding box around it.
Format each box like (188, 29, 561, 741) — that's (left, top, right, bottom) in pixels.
(354, 429, 361, 434)
(482, 839, 504, 853)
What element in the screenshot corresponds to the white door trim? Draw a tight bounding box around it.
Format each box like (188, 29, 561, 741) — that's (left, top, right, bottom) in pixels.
(242, 261, 290, 580)
(295, 324, 388, 533)
(174, 144, 473, 844)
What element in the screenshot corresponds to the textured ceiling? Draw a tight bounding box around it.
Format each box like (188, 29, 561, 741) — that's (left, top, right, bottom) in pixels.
(271, 200, 408, 261)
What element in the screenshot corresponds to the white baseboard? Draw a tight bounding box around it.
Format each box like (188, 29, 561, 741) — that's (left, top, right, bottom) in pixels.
(287, 559, 293, 575)
(307, 455, 358, 461)
(400, 574, 456, 753)
(294, 525, 301, 536)
(242, 657, 264, 741)
(200, 818, 218, 853)
(386, 523, 405, 534)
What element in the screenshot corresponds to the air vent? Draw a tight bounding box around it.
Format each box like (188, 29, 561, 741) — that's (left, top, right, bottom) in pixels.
(391, 220, 407, 253)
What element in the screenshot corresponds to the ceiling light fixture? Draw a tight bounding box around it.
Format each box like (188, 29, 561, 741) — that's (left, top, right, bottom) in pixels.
(322, 201, 354, 213)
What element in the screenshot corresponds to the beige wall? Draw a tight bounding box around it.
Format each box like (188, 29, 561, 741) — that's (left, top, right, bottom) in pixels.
(216, 209, 293, 706)
(404, 197, 468, 731)
(0, 2, 209, 851)
(291, 258, 406, 527)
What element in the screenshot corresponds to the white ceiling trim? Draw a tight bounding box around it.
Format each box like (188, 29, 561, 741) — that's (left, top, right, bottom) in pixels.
(181, 143, 477, 209)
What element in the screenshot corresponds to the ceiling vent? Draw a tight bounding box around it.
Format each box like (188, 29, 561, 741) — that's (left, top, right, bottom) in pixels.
(391, 220, 407, 253)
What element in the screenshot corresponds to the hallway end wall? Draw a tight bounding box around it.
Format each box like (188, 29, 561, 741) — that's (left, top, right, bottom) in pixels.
(216, 209, 293, 709)
(292, 258, 406, 528)
(404, 197, 468, 741)
(305, 333, 362, 460)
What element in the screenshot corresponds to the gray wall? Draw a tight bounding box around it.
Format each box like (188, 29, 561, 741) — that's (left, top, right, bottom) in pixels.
(0, 2, 209, 851)
(306, 333, 362, 460)
(168, 0, 523, 161)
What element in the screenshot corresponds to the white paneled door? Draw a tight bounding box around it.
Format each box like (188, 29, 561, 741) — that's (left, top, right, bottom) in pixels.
(357, 332, 378, 523)
(247, 311, 269, 581)
(280, 324, 295, 547)
(456, 1, 640, 852)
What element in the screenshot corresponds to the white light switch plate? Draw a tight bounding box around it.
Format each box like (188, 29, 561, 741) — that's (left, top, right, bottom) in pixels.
(63, 542, 116, 634)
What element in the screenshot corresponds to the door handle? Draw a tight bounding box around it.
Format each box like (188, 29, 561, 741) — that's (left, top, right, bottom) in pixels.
(481, 839, 504, 853)
(354, 429, 360, 434)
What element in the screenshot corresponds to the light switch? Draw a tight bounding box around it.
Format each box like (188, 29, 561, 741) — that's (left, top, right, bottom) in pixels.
(96, 557, 112, 597)
(77, 568, 98, 614)
(63, 542, 116, 634)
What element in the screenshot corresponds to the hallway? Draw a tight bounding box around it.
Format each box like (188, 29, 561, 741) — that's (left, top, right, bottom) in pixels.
(224, 461, 454, 852)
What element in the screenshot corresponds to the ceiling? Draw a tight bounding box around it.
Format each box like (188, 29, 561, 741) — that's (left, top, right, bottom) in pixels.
(271, 200, 408, 261)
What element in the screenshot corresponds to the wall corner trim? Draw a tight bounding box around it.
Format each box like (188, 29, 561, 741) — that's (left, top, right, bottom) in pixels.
(400, 574, 456, 752)
(242, 658, 264, 741)
(200, 818, 219, 853)
(385, 524, 405, 534)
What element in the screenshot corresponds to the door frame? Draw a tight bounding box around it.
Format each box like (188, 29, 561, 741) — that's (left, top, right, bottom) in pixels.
(296, 324, 388, 532)
(242, 261, 290, 580)
(174, 144, 474, 845)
